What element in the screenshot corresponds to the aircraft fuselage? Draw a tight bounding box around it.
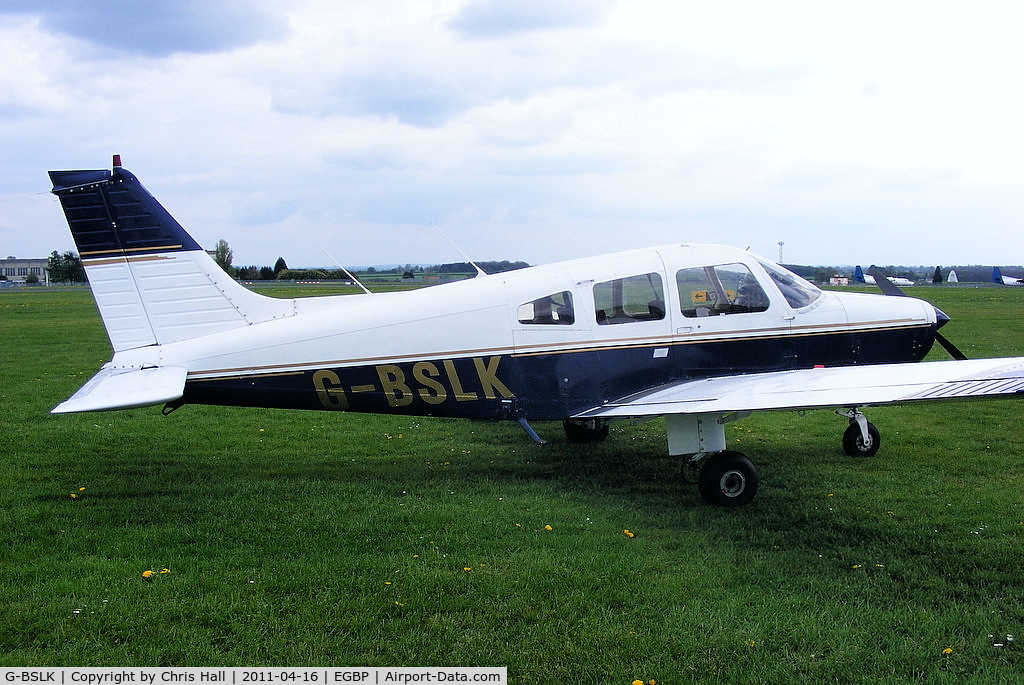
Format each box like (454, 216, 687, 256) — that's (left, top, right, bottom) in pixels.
(111, 244, 940, 422)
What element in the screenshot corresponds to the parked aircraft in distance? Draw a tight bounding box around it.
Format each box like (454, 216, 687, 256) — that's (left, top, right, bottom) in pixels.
(993, 267, 1024, 285)
(854, 265, 915, 287)
(947, 269, 959, 283)
(48, 158, 1024, 506)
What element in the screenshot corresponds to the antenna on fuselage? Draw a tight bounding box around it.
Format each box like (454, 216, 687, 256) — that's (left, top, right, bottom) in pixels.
(317, 245, 373, 295)
(431, 223, 487, 278)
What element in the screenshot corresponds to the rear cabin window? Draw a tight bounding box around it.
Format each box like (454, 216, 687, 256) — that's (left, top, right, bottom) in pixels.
(594, 273, 665, 325)
(517, 291, 575, 325)
(677, 263, 770, 317)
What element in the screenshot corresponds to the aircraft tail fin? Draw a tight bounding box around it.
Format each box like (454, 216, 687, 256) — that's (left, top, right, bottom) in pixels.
(853, 265, 867, 283)
(49, 158, 293, 352)
(993, 267, 1005, 284)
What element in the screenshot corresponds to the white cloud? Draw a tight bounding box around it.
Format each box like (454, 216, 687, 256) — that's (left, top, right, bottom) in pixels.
(4, 0, 1024, 270)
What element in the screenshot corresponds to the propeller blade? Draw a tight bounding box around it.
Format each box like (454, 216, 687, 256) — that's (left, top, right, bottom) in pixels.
(868, 271, 967, 360)
(935, 331, 968, 360)
(866, 269, 907, 297)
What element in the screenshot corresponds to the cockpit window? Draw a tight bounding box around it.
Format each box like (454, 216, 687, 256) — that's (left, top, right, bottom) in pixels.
(757, 259, 821, 309)
(594, 273, 665, 325)
(677, 263, 770, 317)
(517, 291, 575, 325)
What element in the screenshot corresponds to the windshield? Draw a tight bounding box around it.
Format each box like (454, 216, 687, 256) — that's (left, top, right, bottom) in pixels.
(757, 259, 821, 309)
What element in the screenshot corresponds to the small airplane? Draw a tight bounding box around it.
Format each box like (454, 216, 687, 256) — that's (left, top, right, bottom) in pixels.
(854, 265, 915, 287)
(48, 157, 1024, 506)
(993, 267, 1024, 285)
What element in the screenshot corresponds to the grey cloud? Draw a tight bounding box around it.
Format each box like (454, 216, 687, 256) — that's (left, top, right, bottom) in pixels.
(1, 0, 287, 57)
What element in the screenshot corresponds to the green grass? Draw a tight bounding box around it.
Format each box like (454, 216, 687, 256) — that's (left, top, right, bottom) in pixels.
(2, 286, 1024, 681)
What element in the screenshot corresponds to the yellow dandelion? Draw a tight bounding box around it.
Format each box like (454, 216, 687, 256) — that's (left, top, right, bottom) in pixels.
(544, 524, 553, 531)
(623, 529, 635, 538)
(69, 493, 77, 499)
(141, 570, 155, 580)
(78, 487, 86, 492)
(632, 681, 644, 685)
(851, 564, 861, 569)
(159, 568, 171, 574)
(463, 567, 472, 572)
(943, 647, 953, 655)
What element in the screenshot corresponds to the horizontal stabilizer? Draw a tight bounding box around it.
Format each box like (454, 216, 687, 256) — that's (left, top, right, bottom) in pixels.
(52, 366, 187, 414)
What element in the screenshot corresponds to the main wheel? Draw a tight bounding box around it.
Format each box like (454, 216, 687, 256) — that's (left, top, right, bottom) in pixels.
(562, 419, 610, 443)
(842, 421, 880, 457)
(697, 451, 759, 507)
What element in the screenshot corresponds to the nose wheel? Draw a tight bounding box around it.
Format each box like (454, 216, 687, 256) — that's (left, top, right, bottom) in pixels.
(838, 408, 880, 457)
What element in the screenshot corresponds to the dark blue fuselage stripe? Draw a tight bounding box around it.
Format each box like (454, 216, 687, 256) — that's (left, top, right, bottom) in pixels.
(181, 324, 936, 420)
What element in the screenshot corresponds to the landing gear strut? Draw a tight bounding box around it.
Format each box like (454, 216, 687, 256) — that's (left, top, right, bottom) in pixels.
(562, 418, 610, 443)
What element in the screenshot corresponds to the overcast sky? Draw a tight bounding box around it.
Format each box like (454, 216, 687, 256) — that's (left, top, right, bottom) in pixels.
(3, 0, 1023, 269)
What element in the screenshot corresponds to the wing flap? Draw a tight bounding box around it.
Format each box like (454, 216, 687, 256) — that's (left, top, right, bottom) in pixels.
(574, 358, 1024, 419)
(52, 366, 188, 414)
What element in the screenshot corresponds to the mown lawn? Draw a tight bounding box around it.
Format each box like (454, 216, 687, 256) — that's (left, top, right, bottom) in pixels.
(1, 285, 1023, 682)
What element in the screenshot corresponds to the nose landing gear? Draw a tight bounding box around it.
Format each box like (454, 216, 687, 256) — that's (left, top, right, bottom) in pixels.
(837, 408, 880, 457)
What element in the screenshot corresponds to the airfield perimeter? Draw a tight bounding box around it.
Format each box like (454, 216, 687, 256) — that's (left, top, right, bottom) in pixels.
(1, 284, 1023, 681)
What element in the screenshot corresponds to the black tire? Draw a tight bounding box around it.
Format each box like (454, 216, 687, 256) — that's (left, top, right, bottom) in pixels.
(697, 451, 759, 507)
(842, 421, 880, 457)
(562, 419, 609, 443)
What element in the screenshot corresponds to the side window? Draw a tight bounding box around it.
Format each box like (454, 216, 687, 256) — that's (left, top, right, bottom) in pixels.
(758, 259, 821, 309)
(517, 291, 575, 325)
(594, 273, 665, 325)
(677, 263, 770, 317)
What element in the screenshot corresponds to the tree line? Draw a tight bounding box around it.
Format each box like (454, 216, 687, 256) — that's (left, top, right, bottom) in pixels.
(39, 238, 1024, 286)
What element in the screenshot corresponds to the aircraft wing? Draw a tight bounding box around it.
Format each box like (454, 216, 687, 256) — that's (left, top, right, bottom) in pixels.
(573, 357, 1024, 419)
(52, 366, 188, 414)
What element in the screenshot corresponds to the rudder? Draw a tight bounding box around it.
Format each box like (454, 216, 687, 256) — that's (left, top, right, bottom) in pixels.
(49, 158, 293, 352)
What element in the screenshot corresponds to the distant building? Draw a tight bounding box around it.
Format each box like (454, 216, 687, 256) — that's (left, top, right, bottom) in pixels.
(829, 276, 850, 286)
(0, 257, 49, 285)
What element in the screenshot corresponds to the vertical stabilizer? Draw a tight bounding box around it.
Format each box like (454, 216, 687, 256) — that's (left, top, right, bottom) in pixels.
(49, 160, 293, 352)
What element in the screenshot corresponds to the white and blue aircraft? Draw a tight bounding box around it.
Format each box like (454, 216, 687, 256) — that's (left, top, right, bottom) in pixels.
(854, 265, 915, 287)
(48, 158, 1024, 506)
(993, 267, 1024, 286)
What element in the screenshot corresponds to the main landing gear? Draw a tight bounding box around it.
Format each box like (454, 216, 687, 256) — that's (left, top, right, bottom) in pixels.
(683, 450, 760, 507)
(669, 409, 881, 506)
(560, 408, 882, 506)
(666, 414, 761, 506)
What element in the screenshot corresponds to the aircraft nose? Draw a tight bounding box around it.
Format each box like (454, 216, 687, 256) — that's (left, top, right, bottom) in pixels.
(933, 306, 951, 329)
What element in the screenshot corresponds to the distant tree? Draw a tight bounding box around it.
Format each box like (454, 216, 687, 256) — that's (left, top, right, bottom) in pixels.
(213, 239, 235, 276)
(273, 257, 288, 276)
(259, 266, 275, 280)
(47, 250, 86, 283)
(402, 271, 415, 279)
(932, 266, 943, 284)
(25, 273, 39, 284)
(236, 265, 260, 281)
(278, 269, 328, 281)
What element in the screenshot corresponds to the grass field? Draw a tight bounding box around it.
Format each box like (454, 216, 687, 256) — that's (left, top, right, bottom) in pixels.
(2, 285, 1024, 681)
